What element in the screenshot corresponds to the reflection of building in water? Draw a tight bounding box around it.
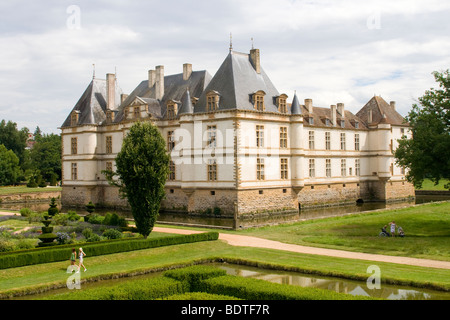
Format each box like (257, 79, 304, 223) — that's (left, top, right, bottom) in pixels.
(219, 265, 443, 300)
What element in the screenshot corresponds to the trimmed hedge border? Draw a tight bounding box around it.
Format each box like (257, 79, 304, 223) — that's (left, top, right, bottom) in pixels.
(0, 232, 219, 270)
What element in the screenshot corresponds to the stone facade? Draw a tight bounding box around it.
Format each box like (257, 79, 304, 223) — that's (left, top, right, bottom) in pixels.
(60, 48, 416, 227)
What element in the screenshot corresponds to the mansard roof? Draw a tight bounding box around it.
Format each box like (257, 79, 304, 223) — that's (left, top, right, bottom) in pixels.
(194, 51, 281, 113)
(302, 104, 368, 130)
(115, 70, 211, 121)
(356, 96, 408, 126)
(61, 78, 123, 127)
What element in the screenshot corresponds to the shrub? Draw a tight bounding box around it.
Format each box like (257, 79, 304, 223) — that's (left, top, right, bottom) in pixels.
(82, 228, 93, 239)
(164, 265, 226, 292)
(52, 214, 69, 226)
(102, 228, 122, 240)
(27, 212, 44, 224)
(67, 211, 80, 222)
(56, 232, 72, 245)
(19, 208, 33, 217)
(161, 292, 241, 300)
(88, 214, 104, 225)
(86, 234, 101, 242)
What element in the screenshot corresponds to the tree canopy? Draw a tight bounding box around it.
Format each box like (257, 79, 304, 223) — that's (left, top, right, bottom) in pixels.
(103, 121, 170, 238)
(0, 144, 21, 186)
(395, 70, 450, 190)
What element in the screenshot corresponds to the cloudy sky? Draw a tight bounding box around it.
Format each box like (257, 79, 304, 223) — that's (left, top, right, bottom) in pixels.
(1, 0, 449, 134)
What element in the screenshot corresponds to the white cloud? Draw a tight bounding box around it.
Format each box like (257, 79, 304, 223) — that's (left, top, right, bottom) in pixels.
(0, 0, 449, 133)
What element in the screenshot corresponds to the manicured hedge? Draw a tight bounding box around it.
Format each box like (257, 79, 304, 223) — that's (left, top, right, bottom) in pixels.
(0, 232, 219, 269)
(161, 292, 241, 300)
(200, 275, 376, 300)
(45, 277, 186, 300)
(164, 265, 227, 291)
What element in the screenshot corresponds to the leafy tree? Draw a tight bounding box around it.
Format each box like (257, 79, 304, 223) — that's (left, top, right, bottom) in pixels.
(0, 120, 28, 168)
(103, 122, 170, 238)
(395, 70, 450, 190)
(0, 144, 21, 185)
(30, 133, 61, 182)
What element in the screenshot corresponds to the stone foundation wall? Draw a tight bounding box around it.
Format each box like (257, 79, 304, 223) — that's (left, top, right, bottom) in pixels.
(385, 180, 415, 201)
(0, 191, 61, 204)
(298, 183, 367, 208)
(237, 188, 298, 215)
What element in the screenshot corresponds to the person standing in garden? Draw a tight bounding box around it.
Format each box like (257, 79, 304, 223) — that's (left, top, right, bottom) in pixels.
(389, 221, 397, 237)
(77, 247, 87, 273)
(69, 248, 77, 272)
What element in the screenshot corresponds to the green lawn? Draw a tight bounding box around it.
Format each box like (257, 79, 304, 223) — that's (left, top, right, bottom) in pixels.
(0, 186, 62, 195)
(417, 179, 449, 191)
(1, 201, 450, 299)
(235, 202, 450, 261)
(1, 239, 449, 298)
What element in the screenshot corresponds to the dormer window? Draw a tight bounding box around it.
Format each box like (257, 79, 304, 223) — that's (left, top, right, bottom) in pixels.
(354, 121, 359, 129)
(133, 106, 140, 119)
(325, 118, 331, 126)
(70, 111, 80, 126)
(307, 117, 314, 125)
(106, 110, 115, 123)
(276, 94, 288, 114)
(167, 101, 178, 120)
(340, 120, 345, 128)
(253, 90, 266, 112)
(206, 90, 220, 112)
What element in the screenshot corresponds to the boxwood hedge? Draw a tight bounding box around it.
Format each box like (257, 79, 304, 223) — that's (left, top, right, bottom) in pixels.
(0, 232, 219, 269)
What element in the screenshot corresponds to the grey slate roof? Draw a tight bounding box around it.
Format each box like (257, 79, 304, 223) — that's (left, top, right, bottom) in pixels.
(115, 70, 211, 121)
(194, 51, 282, 113)
(291, 93, 302, 115)
(178, 89, 194, 115)
(61, 78, 123, 127)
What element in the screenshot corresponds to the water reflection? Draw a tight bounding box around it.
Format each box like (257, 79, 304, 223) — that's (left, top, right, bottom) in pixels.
(217, 264, 448, 300)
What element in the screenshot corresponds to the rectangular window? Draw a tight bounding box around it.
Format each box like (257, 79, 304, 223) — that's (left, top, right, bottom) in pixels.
(207, 126, 217, 148)
(355, 134, 360, 151)
(168, 161, 176, 181)
(106, 136, 112, 154)
(309, 159, 315, 178)
(255, 95, 264, 111)
(167, 131, 175, 152)
(308, 131, 315, 150)
(207, 95, 218, 111)
(355, 159, 360, 176)
(71, 163, 77, 180)
(256, 125, 264, 147)
(280, 158, 288, 180)
(134, 106, 140, 119)
(279, 127, 287, 148)
(341, 159, 347, 177)
(257, 158, 265, 180)
(326, 159, 331, 178)
(208, 159, 217, 181)
(106, 161, 113, 172)
(71, 137, 77, 155)
(325, 132, 331, 150)
(340, 133, 346, 150)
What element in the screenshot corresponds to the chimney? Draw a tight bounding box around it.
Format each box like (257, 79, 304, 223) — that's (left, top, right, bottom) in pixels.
(121, 94, 129, 103)
(331, 105, 337, 126)
(183, 63, 192, 81)
(155, 65, 164, 100)
(106, 73, 116, 110)
(368, 110, 373, 123)
(337, 103, 345, 118)
(249, 48, 261, 74)
(305, 99, 313, 114)
(148, 70, 156, 88)
(390, 101, 396, 110)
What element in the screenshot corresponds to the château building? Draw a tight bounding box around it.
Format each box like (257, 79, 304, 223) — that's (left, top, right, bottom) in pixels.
(60, 47, 415, 227)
